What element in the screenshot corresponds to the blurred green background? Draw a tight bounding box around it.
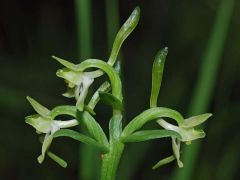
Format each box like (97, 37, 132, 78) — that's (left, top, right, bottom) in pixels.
(0, 0, 240, 179)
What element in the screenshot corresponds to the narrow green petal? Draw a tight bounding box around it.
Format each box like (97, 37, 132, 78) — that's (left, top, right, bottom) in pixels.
(172, 138, 183, 168)
(179, 128, 206, 142)
(76, 77, 94, 111)
(62, 87, 75, 98)
(25, 115, 52, 133)
(47, 151, 67, 168)
(52, 56, 78, 71)
(56, 68, 83, 86)
(150, 47, 168, 108)
(26, 96, 50, 118)
(38, 134, 53, 164)
(183, 113, 212, 128)
(152, 155, 175, 169)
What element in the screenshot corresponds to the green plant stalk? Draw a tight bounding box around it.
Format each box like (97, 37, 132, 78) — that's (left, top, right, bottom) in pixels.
(74, 0, 98, 179)
(101, 111, 124, 180)
(172, 0, 235, 179)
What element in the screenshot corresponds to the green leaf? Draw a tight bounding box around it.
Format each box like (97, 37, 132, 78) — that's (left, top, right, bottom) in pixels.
(26, 96, 50, 119)
(87, 81, 111, 111)
(108, 7, 140, 66)
(50, 105, 77, 119)
(121, 130, 181, 143)
(152, 155, 175, 169)
(150, 47, 168, 108)
(99, 92, 123, 111)
(76, 111, 109, 148)
(53, 129, 109, 153)
(183, 113, 212, 128)
(52, 56, 78, 71)
(122, 107, 184, 137)
(47, 151, 67, 168)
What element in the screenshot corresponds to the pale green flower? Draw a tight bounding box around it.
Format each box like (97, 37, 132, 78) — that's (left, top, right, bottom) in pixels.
(53, 56, 95, 111)
(25, 96, 78, 164)
(157, 113, 212, 167)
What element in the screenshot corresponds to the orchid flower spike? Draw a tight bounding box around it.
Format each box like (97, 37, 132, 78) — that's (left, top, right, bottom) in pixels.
(25, 96, 78, 166)
(157, 113, 212, 167)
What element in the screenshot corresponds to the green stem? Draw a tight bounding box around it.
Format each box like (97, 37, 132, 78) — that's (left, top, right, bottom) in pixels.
(100, 141, 124, 180)
(74, 0, 97, 179)
(172, 0, 235, 179)
(101, 111, 124, 180)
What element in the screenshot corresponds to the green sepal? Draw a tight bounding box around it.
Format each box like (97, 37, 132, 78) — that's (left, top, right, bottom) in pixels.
(52, 56, 78, 71)
(26, 96, 51, 119)
(25, 115, 52, 134)
(152, 155, 175, 170)
(53, 129, 109, 153)
(121, 130, 181, 143)
(99, 92, 123, 111)
(122, 107, 184, 137)
(150, 47, 168, 108)
(47, 151, 67, 168)
(183, 113, 212, 128)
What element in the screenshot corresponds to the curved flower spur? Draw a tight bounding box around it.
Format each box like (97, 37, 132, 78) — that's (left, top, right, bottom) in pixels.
(25, 7, 212, 180)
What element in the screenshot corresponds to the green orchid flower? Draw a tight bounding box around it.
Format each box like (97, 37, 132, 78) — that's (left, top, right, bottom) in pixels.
(157, 113, 212, 167)
(54, 63, 95, 111)
(25, 96, 79, 166)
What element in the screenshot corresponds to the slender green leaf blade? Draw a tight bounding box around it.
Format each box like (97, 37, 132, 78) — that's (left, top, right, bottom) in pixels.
(76, 111, 109, 148)
(108, 6, 140, 66)
(53, 129, 109, 153)
(122, 107, 184, 137)
(121, 130, 180, 143)
(150, 47, 168, 108)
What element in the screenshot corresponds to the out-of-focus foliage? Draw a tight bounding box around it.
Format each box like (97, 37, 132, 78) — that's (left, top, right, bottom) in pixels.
(0, 0, 239, 179)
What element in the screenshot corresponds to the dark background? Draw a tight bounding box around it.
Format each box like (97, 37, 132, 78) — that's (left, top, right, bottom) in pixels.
(0, 0, 240, 179)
